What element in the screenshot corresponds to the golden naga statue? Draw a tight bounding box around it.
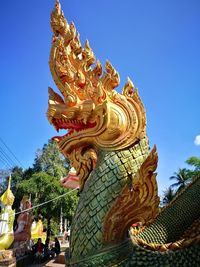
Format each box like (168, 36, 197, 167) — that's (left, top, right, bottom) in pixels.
(48, 0, 146, 191)
(0, 176, 15, 250)
(47, 1, 200, 266)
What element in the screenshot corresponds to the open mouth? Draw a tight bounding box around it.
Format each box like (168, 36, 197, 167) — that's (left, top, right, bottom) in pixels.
(52, 118, 96, 141)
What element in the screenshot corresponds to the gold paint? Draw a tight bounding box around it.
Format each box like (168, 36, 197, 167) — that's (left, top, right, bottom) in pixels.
(31, 219, 46, 240)
(0, 176, 15, 250)
(132, 234, 200, 252)
(103, 146, 160, 243)
(47, 1, 200, 254)
(0, 176, 14, 206)
(47, 0, 146, 189)
(0, 249, 13, 261)
(0, 233, 14, 251)
(67, 147, 97, 190)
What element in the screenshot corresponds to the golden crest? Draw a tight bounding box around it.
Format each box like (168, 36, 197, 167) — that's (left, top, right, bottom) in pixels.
(47, 0, 147, 189)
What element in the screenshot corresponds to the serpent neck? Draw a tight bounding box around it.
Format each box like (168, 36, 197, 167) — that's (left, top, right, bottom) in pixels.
(70, 136, 149, 258)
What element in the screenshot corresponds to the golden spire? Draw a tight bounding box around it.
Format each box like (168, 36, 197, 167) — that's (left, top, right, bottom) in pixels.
(49, 0, 121, 106)
(0, 175, 15, 206)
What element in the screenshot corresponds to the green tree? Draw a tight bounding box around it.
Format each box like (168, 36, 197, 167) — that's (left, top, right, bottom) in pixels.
(6, 140, 78, 234)
(0, 170, 10, 192)
(162, 187, 176, 206)
(10, 166, 24, 190)
(186, 156, 200, 179)
(169, 168, 191, 193)
(17, 172, 78, 227)
(32, 139, 79, 222)
(10, 166, 26, 210)
(33, 140, 69, 178)
(14, 140, 79, 233)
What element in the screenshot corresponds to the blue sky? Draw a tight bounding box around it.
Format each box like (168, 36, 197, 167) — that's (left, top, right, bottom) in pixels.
(0, 0, 200, 196)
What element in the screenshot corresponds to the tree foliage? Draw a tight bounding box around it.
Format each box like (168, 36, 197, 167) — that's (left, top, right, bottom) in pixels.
(17, 172, 78, 224)
(186, 156, 200, 179)
(33, 140, 69, 178)
(162, 187, 176, 206)
(10, 166, 25, 211)
(169, 168, 191, 193)
(162, 156, 200, 206)
(7, 140, 78, 232)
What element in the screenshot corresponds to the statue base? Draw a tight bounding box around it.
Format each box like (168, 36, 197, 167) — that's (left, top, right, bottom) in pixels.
(0, 250, 16, 267)
(0, 258, 16, 267)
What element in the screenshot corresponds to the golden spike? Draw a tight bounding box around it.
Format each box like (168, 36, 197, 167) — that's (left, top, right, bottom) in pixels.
(82, 40, 95, 69)
(48, 87, 64, 104)
(49, 27, 78, 105)
(70, 29, 82, 56)
(8, 175, 11, 189)
(49, 0, 120, 105)
(101, 60, 120, 91)
(50, 0, 69, 37)
(69, 22, 77, 39)
(93, 60, 102, 79)
(0, 175, 15, 206)
(65, 22, 77, 48)
(122, 77, 135, 97)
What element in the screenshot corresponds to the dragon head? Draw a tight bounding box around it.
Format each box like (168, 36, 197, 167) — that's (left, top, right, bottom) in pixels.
(47, 0, 147, 190)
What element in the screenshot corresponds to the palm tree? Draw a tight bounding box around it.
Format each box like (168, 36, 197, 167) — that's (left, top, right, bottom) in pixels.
(162, 187, 176, 206)
(186, 156, 200, 179)
(169, 168, 191, 193)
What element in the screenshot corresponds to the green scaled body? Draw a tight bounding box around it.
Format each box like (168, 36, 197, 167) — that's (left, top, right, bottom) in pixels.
(47, 2, 200, 265)
(67, 137, 200, 266)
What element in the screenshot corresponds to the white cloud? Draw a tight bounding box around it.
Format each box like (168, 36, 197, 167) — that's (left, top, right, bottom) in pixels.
(194, 135, 200, 146)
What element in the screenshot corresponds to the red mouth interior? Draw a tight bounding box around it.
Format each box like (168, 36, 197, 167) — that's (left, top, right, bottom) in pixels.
(52, 118, 96, 141)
